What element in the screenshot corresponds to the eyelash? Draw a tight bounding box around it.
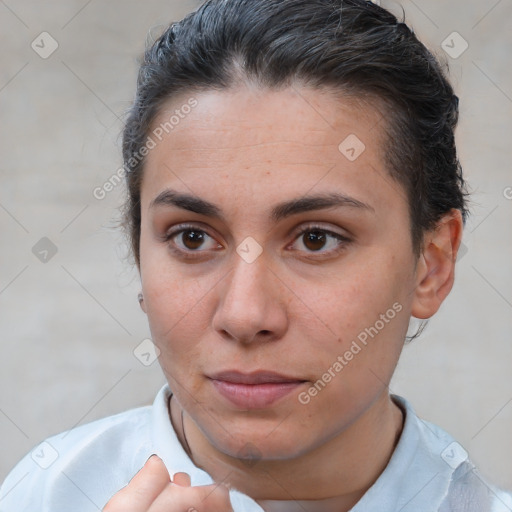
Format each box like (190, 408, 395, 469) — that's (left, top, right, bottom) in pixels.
(163, 223, 351, 260)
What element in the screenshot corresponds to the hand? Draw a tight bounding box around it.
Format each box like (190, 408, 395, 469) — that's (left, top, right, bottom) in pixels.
(103, 455, 234, 512)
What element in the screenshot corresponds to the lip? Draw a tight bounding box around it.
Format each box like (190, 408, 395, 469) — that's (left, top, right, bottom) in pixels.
(208, 370, 305, 384)
(208, 370, 307, 409)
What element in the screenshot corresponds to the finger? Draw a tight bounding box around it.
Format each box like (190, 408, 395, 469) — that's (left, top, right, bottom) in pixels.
(148, 482, 233, 512)
(172, 472, 191, 487)
(103, 455, 170, 511)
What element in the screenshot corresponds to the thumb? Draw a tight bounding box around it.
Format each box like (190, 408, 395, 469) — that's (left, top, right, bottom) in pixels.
(130, 454, 170, 489)
(201, 482, 234, 512)
(172, 471, 192, 487)
(103, 454, 170, 511)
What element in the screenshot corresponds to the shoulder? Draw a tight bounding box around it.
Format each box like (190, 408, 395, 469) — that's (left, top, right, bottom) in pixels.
(391, 395, 512, 512)
(438, 461, 512, 512)
(0, 404, 154, 512)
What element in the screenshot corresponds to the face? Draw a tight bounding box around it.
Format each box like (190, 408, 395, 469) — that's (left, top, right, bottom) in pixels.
(138, 85, 418, 460)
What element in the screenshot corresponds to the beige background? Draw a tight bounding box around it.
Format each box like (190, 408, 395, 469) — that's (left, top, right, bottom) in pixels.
(0, 0, 511, 491)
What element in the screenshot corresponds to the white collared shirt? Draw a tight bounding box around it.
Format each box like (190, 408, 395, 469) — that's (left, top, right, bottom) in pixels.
(1, 384, 511, 511)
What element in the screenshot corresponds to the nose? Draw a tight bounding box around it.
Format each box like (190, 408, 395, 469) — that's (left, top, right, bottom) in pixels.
(211, 251, 289, 345)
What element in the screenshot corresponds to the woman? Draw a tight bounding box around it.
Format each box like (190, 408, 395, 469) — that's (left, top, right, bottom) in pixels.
(1, 0, 511, 510)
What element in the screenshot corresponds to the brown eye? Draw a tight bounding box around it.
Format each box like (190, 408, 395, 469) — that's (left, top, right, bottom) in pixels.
(290, 225, 351, 256)
(180, 229, 206, 250)
(302, 230, 327, 251)
(164, 224, 222, 258)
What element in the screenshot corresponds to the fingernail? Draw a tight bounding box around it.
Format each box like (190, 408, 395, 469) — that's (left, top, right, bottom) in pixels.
(145, 453, 159, 464)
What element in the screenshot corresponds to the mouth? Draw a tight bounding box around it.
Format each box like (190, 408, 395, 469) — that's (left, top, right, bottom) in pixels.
(208, 369, 307, 384)
(207, 370, 307, 409)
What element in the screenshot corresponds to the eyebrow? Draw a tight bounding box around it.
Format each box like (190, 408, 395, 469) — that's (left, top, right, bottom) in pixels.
(149, 189, 374, 222)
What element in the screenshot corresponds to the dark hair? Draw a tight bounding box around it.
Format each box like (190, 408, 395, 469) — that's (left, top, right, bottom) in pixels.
(121, 0, 468, 269)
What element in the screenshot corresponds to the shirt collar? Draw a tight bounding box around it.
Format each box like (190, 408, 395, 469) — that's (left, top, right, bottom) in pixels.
(149, 385, 461, 511)
(351, 394, 458, 511)
(150, 383, 263, 510)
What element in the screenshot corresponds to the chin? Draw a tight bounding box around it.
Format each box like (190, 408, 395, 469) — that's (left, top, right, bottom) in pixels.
(207, 423, 312, 462)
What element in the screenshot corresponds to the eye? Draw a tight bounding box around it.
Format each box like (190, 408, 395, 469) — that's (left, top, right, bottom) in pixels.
(164, 224, 221, 258)
(163, 222, 351, 260)
(289, 224, 351, 256)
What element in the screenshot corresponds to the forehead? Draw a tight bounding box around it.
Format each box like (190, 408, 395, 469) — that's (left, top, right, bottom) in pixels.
(140, 85, 406, 218)
(149, 85, 385, 152)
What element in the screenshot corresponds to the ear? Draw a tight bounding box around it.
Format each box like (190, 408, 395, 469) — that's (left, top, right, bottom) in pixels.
(138, 292, 147, 314)
(411, 209, 464, 319)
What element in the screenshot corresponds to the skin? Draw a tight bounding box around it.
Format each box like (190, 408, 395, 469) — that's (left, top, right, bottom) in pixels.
(109, 84, 463, 512)
(103, 455, 233, 511)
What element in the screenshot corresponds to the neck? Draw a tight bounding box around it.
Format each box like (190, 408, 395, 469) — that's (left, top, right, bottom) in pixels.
(169, 392, 404, 512)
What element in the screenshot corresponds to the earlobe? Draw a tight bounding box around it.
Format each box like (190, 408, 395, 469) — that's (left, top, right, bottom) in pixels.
(411, 209, 464, 319)
(138, 292, 147, 314)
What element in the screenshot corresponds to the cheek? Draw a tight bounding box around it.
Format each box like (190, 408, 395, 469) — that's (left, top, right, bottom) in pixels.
(311, 258, 405, 335)
(298, 254, 411, 384)
(295, 270, 408, 426)
(139, 241, 205, 356)
(143, 274, 209, 344)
